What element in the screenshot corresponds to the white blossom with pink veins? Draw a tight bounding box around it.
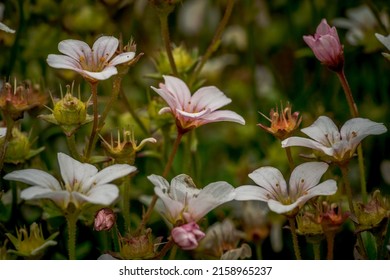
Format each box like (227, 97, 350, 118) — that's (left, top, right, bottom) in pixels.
(151, 75, 245, 132)
(235, 162, 337, 214)
(47, 36, 135, 82)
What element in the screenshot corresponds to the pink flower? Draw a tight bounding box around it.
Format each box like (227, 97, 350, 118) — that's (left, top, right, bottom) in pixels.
(303, 19, 344, 71)
(151, 75, 245, 133)
(171, 222, 206, 250)
(47, 36, 135, 83)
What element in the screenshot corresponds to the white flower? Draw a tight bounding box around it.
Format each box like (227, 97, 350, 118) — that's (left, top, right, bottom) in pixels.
(47, 36, 135, 82)
(3, 153, 136, 210)
(281, 116, 387, 162)
(147, 174, 236, 224)
(375, 33, 390, 60)
(235, 162, 337, 214)
(151, 75, 245, 132)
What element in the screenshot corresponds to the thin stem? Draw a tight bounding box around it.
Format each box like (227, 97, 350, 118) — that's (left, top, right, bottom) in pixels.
(112, 224, 120, 253)
(255, 241, 263, 260)
(98, 76, 122, 131)
(336, 70, 367, 204)
(122, 177, 131, 232)
(120, 89, 149, 135)
(312, 242, 321, 260)
(288, 217, 301, 260)
(188, 0, 235, 88)
(85, 82, 99, 160)
(340, 165, 368, 259)
(159, 12, 178, 76)
(135, 131, 184, 235)
(325, 232, 335, 260)
(152, 239, 175, 260)
(284, 146, 294, 172)
(65, 213, 78, 260)
(0, 118, 15, 172)
(380, 220, 390, 259)
(65, 134, 82, 161)
(336, 70, 358, 118)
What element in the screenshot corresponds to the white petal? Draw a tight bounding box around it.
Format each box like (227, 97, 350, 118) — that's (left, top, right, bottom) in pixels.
(188, 181, 235, 221)
(190, 86, 231, 112)
(158, 107, 173, 115)
(234, 185, 271, 201)
(147, 174, 170, 191)
(21, 187, 70, 209)
(301, 116, 340, 146)
(170, 174, 200, 203)
(154, 186, 184, 223)
(0, 22, 15, 33)
(152, 85, 182, 111)
(175, 108, 210, 119)
(268, 199, 299, 214)
(248, 167, 288, 199)
(82, 67, 118, 80)
(341, 118, 387, 148)
(89, 164, 136, 186)
(292, 179, 337, 208)
(109, 52, 135, 66)
(74, 184, 119, 205)
(92, 36, 118, 65)
(0, 127, 7, 138)
(21, 187, 53, 200)
(46, 54, 81, 71)
(57, 153, 98, 189)
(162, 75, 192, 109)
(281, 136, 335, 156)
(199, 110, 246, 125)
(288, 162, 329, 198)
(375, 33, 390, 51)
(58, 39, 92, 62)
(4, 169, 61, 191)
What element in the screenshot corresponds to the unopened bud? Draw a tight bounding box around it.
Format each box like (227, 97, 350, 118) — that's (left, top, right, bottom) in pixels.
(53, 87, 87, 126)
(94, 208, 116, 231)
(171, 222, 205, 250)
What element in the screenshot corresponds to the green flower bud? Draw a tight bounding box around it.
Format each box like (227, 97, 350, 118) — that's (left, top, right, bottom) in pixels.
(1, 127, 30, 164)
(53, 92, 87, 126)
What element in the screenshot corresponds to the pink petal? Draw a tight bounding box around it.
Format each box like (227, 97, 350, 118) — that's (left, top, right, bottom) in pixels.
(162, 75, 191, 109)
(46, 54, 82, 71)
(199, 110, 245, 125)
(58, 39, 92, 63)
(190, 86, 232, 112)
(92, 36, 118, 65)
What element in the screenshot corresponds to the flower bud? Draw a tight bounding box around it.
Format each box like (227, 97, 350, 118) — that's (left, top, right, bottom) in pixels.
(119, 229, 162, 259)
(171, 222, 205, 250)
(154, 45, 197, 76)
(303, 19, 344, 72)
(0, 127, 30, 164)
(53, 88, 87, 126)
(94, 208, 116, 231)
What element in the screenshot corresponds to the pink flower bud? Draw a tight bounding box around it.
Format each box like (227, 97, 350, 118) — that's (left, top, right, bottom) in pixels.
(94, 208, 116, 231)
(303, 19, 344, 71)
(171, 222, 205, 250)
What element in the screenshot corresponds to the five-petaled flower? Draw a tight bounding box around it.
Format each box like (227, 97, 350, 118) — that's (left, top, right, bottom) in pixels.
(281, 116, 387, 163)
(303, 19, 344, 71)
(47, 36, 135, 83)
(151, 75, 245, 133)
(4, 153, 137, 210)
(147, 174, 236, 225)
(235, 162, 337, 215)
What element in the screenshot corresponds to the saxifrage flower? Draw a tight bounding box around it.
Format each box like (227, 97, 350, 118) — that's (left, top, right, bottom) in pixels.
(47, 36, 135, 83)
(235, 162, 337, 215)
(147, 174, 236, 225)
(151, 75, 245, 133)
(4, 152, 137, 210)
(281, 116, 387, 163)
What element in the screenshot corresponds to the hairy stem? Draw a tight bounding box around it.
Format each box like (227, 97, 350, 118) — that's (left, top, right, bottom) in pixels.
(288, 217, 301, 260)
(65, 134, 82, 162)
(65, 213, 78, 260)
(85, 82, 99, 160)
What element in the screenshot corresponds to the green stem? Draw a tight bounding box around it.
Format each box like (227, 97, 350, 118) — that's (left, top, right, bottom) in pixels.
(340, 165, 368, 259)
(0, 118, 15, 172)
(122, 177, 131, 232)
(325, 232, 335, 260)
(255, 241, 263, 260)
(188, 0, 235, 88)
(65, 213, 78, 260)
(85, 82, 99, 160)
(336, 70, 367, 204)
(152, 239, 175, 260)
(285, 146, 294, 172)
(312, 242, 321, 260)
(288, 217, 301, 260)
(135, 131, 184, 235)
(120, 89, 149, 135)
(112, 224, 120, 253)
(98, 76, 122, 132)
(159, 12, 178, 76)
(65, 134, 82, 161)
